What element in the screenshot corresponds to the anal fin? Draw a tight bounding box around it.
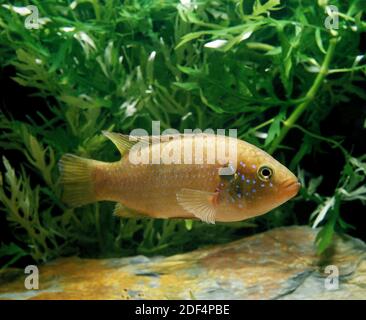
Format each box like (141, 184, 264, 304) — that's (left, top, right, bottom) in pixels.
(113, 203, 148, 219)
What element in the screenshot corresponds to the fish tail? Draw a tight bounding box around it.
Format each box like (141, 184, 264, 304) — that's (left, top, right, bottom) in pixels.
(59, 154, 100, 208)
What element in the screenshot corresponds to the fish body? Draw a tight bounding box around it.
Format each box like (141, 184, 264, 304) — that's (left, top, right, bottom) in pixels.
(59, 132, 300, 224)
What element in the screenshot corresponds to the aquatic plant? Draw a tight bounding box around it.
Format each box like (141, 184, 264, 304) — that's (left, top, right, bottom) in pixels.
(0, 0, 365, 267)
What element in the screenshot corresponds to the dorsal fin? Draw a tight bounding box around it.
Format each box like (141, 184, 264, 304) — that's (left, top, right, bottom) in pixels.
(103, 131, 183, 157)
(102, 131, 134, 156)
(103, 131, 217, 157)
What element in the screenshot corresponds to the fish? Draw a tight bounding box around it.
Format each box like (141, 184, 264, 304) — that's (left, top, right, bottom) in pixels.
(58, 132, 300, 224)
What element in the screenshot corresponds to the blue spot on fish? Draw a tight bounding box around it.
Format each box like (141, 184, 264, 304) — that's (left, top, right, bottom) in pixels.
(237, 193, 242, 198)
(252, 189, 256, 193)
(241, 174, 245, 181)
(252, 179, 256, 184)
(246, 179, 251, 184)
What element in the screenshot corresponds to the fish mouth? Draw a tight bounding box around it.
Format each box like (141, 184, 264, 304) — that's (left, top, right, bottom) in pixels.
(282, 179, 301, 197)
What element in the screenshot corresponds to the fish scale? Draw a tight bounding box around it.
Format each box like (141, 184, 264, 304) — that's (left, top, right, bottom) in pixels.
(59, 132, 300, 224)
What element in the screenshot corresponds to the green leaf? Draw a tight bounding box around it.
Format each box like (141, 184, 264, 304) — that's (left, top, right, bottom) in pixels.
(252, 0, 282, 17)
(177, 65, 202, 76)
(308, 176, 323, 195)
(176, 31, 211, 49)
(0, 243, 27, 269)
(315, 29, 327, 54)
(184, 219, 193, 231)
(265, 109, 286, 146)
(315, 220, 335, 254)
(173, 82, 200, 91)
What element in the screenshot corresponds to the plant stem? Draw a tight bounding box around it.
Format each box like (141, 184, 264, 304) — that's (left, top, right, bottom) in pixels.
(268, 37, 338, 154)
(92, 0, 101, 20)
(246, 42, 275, 52)
(328, 64, 366, 74)
(252, 118, 275, 132)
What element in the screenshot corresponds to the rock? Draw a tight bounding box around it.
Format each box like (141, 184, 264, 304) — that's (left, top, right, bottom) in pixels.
(0, 226, 365, 300)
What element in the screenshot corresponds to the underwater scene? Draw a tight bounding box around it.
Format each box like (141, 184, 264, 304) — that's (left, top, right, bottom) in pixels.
(0, 0, 365, 302)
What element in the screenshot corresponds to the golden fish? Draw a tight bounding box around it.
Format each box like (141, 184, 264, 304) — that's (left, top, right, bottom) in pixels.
(59, 132, 300, 224)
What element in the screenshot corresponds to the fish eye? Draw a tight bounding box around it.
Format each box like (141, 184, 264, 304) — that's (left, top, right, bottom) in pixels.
(258, 166, 273, 181)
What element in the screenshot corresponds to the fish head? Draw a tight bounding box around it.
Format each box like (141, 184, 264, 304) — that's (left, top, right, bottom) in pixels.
(224, 142, 300, 218)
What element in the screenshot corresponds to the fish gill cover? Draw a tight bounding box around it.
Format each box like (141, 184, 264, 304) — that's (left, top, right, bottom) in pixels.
(0, 0, 365, 268)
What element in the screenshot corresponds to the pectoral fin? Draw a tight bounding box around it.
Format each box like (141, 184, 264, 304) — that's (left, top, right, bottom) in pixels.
(176, 189, 218, 224)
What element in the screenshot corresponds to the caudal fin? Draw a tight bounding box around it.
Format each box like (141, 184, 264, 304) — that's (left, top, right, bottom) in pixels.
(59, 154, 97, 208)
